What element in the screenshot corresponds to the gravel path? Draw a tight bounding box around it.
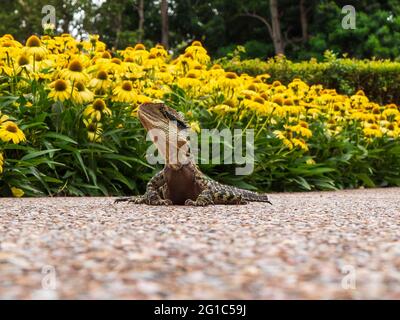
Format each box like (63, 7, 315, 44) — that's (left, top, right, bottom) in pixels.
(1, 188, 400, 299)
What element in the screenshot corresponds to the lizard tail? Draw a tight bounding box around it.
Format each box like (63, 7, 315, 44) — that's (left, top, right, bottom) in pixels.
(229, 186, 272, 204)
(242, 190, 272, 204)
(211, 180, 272, 204)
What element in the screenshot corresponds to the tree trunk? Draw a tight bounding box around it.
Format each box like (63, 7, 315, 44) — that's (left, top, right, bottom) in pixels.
(137, 0, 144, 42)
(269, 0, 284, 55)
(300, 0, 308, 42)
(114, 10, 122, 49)
(161, 0, 169, 49)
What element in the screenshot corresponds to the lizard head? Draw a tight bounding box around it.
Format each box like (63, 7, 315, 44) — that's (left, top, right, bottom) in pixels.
(138, 103, 192, 168)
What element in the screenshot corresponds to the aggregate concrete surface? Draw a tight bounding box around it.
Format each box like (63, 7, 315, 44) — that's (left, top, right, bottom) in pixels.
(1, 188, 400, 299)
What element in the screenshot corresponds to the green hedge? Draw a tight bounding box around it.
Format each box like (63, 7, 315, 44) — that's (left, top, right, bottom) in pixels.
(219, 51, 400, 105)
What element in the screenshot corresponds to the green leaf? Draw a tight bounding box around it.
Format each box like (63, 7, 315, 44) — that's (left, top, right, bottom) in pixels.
(355, 173, 375, 187)
(73, 151, 89, 181)
(21, 149, 60, 161)
(43, 132, 78, 144)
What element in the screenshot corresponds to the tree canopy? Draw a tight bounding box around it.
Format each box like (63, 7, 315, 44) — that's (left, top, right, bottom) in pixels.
(1, 0, 400, 60)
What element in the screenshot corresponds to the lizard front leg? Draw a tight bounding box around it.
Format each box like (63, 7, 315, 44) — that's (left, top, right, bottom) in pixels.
(185, 180, 248, 206)
(185, 189, 214, 206)
(115, 170, 172, 205)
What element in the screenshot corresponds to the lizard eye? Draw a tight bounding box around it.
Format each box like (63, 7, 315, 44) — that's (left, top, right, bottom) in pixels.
(175, 118, 189, 130)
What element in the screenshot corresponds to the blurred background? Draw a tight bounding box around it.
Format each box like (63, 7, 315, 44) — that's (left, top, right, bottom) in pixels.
(1, 0, 399, 60)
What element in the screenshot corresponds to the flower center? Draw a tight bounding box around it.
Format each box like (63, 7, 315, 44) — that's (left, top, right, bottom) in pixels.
(26, 35, 41, 47)
(18, 55, 29, 66)
(93, 99, 106, 111)
(122, 81, 133, 91)
(6, 123, 18, 133)
(134, 44, 145, 51)
(87, 123, 97, 132)
(2, 41, 13, 47)
(54, 79, 67, 91)
(101, 51, 111, 59)
(370, 124, 379, 130)
(68, 59, 83, 72)
(75, 82, 85, 91)
(253, 97, 265, 104)
(186, 72, 197, 79)
(225, 72, 238, 80)
(284, 98, 293, 106)
(372, 107, 381, 114)
(111, 58, 121, 65)
(96, 70, 108, 80)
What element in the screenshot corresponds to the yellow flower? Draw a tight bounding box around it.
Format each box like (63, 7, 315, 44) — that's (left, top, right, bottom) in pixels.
(306, 158, 316, 165)
(149, 44, 168, 58)
(83, 118, 103, 142)
(83, 99, 112, 121)
(282, 138, 294, 150)
(15, 54, 33, 74)
(0, 121, 26, 144)
(48, 79, 75, 102)
(60, 59, 88, 83)
(363, 124, 382, 138)
(382, 108, 399, 121)
(292, 138, 309, 151)
(89, 70, 111, 91)
(288, 121, 313, 138)
(184, 41, 210, 64)
(382, 122, 399, 138)
(209, 104, 238, 115)
(273, 130, 293, 150)
(112, 80, 137, 103)
(23, 35, 47, 59)
(219, 72, 240, 89)
(11, 187, 24, 198)
(0, 112, 9, 123)
(190, 121, 201, 133)
(73, 82, 94, 104)
(177, 72, 202, 90)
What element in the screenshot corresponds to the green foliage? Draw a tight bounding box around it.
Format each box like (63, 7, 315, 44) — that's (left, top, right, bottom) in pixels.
(217, 40, 274, 59)
(2, 80, 400, 196)
(1, 0, 400, 61)
(163, 88, 400, 193)
(297, 1, 400, 61)
(220, 52, 400, 104)
(0, 82, 154, 196)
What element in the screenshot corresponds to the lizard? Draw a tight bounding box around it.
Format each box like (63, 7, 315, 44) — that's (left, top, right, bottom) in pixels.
(115, 102, 271, 206)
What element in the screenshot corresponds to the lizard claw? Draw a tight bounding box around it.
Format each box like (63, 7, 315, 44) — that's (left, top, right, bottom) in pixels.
(184, 199, 196, 206)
